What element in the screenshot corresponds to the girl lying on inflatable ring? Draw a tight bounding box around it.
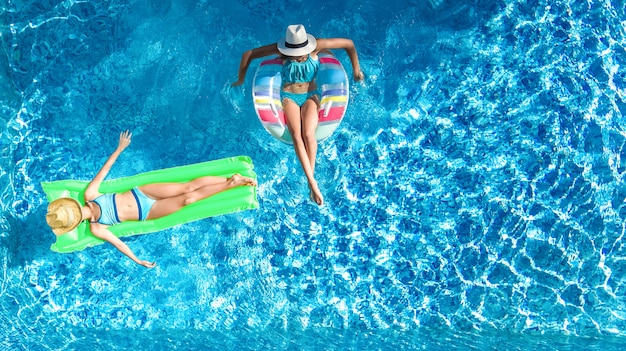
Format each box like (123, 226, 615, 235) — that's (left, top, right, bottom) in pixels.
(233, 24, 364, 206)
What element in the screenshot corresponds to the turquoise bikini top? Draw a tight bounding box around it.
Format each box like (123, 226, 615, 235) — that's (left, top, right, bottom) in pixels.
(90, 193, 120, 225)
(281, 55, 320, 83)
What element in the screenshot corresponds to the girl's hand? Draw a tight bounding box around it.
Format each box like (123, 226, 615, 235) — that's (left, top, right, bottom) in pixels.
(118, 130, 132, 151)
(354, 70, 365, 82)
(139, 260, 156, 269)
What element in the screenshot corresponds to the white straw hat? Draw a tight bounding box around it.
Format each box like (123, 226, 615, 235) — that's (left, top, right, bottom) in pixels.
(46, 197, 82, 235)
(277, 24, 317, 56)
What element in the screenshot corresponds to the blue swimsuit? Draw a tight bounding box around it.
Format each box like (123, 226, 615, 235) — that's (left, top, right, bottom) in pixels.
(90, 188, 156, 225)
(281, 55, 320, 107)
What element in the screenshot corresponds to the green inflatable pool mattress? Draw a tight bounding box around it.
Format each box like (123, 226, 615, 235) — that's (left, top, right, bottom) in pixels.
(42, 156, 259, 253)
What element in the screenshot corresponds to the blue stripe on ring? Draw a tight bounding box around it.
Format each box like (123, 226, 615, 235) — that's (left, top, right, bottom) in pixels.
(131, 188, 143, 220)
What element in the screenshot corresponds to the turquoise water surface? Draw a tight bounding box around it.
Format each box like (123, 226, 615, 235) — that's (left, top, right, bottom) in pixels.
(1, 0, 626, 349)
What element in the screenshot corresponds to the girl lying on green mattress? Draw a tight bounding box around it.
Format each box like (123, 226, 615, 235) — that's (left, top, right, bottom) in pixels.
(45, 131, 257, 268)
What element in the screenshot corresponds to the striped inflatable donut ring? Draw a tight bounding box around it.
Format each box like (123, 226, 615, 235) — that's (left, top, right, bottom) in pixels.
(252, 52, 349, 144)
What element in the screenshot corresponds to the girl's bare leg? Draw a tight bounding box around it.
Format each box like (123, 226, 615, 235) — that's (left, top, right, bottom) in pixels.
(301, 98, 319, 172)
(138, 176, 228, 199)
(283, 99, 324, 205)
(146, 174, 256, 219)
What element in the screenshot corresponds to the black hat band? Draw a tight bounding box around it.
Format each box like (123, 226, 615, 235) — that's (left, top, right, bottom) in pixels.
(285, 39, 309, 49)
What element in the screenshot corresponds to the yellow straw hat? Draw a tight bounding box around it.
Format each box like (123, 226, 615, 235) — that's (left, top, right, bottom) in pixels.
(46, 198, 83, 235)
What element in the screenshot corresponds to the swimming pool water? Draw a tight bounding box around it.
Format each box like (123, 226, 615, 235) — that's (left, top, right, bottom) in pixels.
(2, 0, 626, 349)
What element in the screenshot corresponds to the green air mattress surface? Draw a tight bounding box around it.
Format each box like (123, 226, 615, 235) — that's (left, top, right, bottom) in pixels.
(42, 156, 259, 253)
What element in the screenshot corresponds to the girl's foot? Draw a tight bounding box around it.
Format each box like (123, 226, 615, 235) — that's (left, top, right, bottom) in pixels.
(309, 181, 324, 206)
(229, 174, 257, 187)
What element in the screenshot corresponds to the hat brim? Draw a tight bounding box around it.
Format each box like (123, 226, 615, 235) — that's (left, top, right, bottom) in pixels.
(277, 34, 317, 56)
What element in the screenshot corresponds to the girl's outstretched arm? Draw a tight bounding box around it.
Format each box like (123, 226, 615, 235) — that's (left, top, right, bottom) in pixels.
(316, 38, 364, 81)
(91, 224, 156, 268)
(232, 43, 281, 86)
(84, 130, 132, 201)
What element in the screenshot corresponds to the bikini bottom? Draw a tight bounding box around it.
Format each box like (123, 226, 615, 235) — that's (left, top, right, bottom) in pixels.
(131, 187, 157, 221)
(281, 90, 320, 107)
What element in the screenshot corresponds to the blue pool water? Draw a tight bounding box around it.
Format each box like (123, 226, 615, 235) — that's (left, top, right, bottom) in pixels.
(2, 0, 626, 349)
